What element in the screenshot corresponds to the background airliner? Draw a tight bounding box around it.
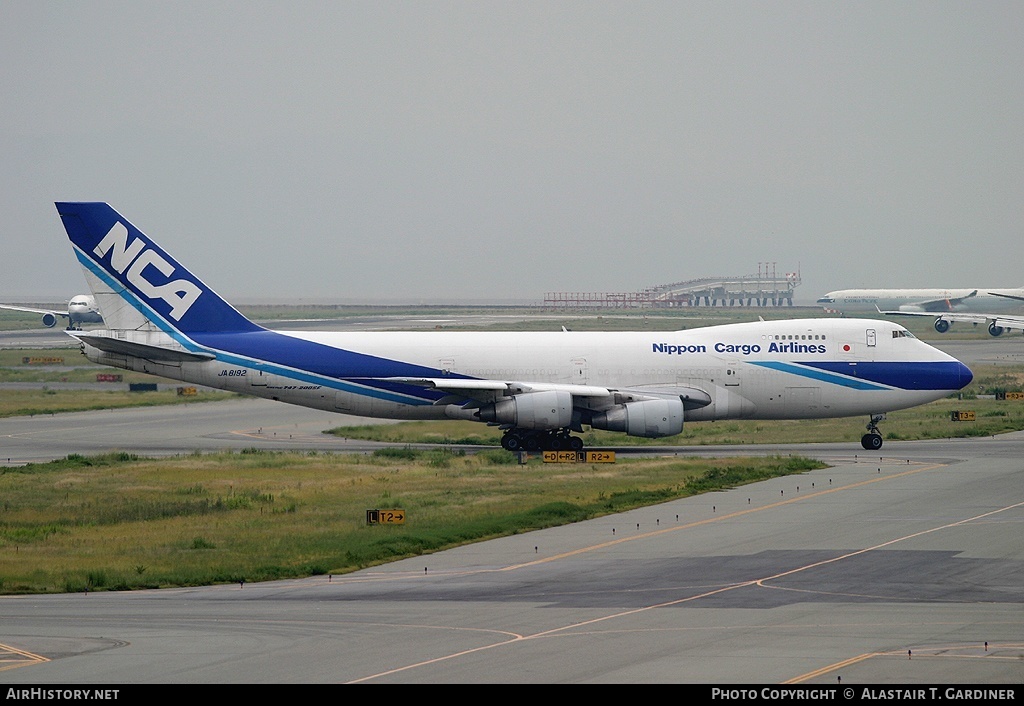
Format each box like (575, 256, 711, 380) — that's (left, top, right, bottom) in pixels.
(58, 202, 972, 452)
(0, 294, 103, 329)
(817, 288, 1024, 336)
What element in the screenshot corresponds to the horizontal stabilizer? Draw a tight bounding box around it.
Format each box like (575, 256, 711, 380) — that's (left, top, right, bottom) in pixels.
(71, 332, 216, 362)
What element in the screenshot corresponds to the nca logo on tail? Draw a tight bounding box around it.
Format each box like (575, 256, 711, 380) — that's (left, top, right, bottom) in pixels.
(93, 223, 201, 321)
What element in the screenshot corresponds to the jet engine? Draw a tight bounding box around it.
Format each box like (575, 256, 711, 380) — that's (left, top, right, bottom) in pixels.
(475, 390, 574, 429)
(590, 398, 684, 438)
(41, 313, 58, 328)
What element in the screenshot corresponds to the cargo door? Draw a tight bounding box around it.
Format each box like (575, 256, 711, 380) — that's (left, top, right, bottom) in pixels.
(571, 357, 589, 385)
(785, 386, 821, 416)
(725, 360, 740, 387)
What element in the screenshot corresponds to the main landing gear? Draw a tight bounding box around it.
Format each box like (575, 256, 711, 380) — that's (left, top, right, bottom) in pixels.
(861, 413, 886, 450)
(500, 429, 584, 452)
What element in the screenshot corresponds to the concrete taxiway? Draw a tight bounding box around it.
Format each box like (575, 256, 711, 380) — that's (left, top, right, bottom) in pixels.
(0, 397, 1022, 683)
(0, 330, 1022, 682)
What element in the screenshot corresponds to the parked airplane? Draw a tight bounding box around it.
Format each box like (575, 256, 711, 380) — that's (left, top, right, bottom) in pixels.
(57, 202, 972, 452)
(818, 287, 1024, 336)
(0, 294, 103, 329)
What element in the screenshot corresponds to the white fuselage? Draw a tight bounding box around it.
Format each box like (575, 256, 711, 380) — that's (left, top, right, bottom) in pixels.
(68, 294, 103, 326)
(81, 317, 970, 425)
(817, 288, 1024, 314)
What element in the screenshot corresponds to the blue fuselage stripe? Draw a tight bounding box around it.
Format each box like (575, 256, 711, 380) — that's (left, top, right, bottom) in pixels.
(76, 249, 446, 406)
(750, 360, 966, 391)
(75, 247, 968, 404)
(750, 361, 887, 390)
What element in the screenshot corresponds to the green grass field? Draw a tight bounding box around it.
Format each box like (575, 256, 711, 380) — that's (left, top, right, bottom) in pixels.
(0, 450, 823, 594)
(2, 309, 1022, 595)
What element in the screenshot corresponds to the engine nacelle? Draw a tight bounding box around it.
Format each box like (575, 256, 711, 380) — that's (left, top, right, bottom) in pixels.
(41, 313, 58, 328)
(590, 398, 684, 438)
(476, 390, 574, 429)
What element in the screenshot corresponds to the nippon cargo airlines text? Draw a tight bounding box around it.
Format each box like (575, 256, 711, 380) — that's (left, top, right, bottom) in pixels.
(652, 341, 827, 355)
(6, 689, 119, 700)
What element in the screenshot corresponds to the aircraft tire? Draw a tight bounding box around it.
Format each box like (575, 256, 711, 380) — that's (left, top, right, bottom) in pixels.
(502, 434, 522, 452)
(861, 433, 883, 451)
(568, 436, 584, 451)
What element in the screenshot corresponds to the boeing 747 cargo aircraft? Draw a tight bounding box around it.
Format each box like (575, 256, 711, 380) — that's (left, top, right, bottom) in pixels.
(58, 203, 973, 451)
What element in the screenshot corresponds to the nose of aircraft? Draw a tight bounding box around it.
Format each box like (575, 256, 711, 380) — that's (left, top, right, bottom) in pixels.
(939, 360, 974, 391)
(956, 361, 974, 389)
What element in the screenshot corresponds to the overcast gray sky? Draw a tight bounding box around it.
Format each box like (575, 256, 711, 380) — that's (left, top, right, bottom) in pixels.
(2, 2, 1021, 305)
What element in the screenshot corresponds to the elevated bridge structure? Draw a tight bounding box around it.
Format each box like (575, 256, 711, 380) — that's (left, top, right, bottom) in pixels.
(545, 267, 800, 310)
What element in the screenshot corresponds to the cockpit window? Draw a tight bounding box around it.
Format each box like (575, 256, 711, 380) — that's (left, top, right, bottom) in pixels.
(892, 329, 916, 339)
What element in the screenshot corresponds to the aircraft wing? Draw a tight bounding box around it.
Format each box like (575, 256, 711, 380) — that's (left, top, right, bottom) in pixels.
(898, 290, 978, 312)
(989, 292, 1024, 304)
(942, 313, 1024, 331)
(879, 308, 1024, 333)
(982, 313, 1024, 331)
(379, 377, 713, 409)
(0, 304, 68, 318)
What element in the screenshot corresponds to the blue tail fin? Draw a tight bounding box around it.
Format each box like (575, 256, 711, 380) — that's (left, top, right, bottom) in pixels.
(57, 202, 261, 334)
